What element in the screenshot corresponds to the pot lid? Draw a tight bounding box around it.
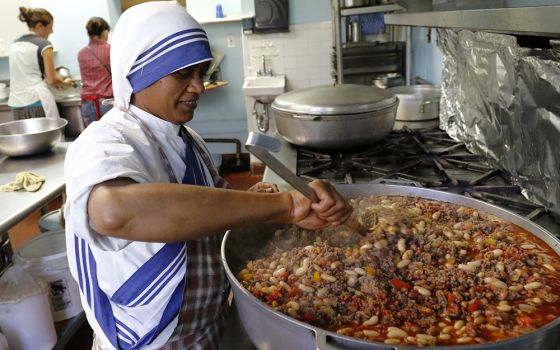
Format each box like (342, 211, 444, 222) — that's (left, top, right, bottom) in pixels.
(272, 84, 397, 115)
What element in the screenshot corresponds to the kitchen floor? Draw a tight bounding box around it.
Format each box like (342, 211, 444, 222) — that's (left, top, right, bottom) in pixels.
(8, 169, 262, 350)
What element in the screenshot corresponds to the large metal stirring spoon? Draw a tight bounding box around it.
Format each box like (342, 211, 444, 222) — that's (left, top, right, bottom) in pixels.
(246, 132, 366, 236)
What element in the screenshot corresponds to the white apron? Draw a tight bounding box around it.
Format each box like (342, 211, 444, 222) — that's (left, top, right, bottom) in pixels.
(33, 80, 60, 119)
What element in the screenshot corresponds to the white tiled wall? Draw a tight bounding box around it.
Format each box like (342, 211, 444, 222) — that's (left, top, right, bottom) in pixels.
(241, 21, 334, 91)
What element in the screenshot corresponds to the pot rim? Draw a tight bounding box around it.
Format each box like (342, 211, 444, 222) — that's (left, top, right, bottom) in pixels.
(272, 84, 398, 116)
(274, 103, 399, 121)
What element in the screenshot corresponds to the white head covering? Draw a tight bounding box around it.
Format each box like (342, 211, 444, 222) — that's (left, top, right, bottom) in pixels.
(111, 1, 213, 109)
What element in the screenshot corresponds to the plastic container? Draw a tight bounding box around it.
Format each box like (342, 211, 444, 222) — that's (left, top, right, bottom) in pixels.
(0, 265, 57, 350)
(38, 209, 64, 233)
(13, 230, 82, 322)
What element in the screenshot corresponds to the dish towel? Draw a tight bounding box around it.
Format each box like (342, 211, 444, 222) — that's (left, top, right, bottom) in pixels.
(0, 172, 45, 192)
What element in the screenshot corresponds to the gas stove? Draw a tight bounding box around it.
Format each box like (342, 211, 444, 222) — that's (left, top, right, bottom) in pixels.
(292, 128, 560, 237)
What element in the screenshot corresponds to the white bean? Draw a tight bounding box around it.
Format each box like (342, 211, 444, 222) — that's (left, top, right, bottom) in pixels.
(496, 304, 512, 312)
(387, 327, 407, 338)
(354, 267, 366, 275)
(397, 239, 406, 253)
(286, 301, 300, 311)
(362, 330, 379, 337)
(295, 266, 308, 276)
(432, 211, 441, 220)
(457, 337, 473, 344)
(298, 284, 314, 293)
(454, 320, 465, 330)
(363, 315, 379, 326)
(414, 286, 431, 296)
(397, 259, 411, 269)
(543, 264, 557, 272)
(272, 267, 286, 278)
(521, 244, 536, 250)
(360, 243, 373, 251)
(321, 273, 336, 282)
(524, 281, 542, 290)
(492, 248, 504, 257)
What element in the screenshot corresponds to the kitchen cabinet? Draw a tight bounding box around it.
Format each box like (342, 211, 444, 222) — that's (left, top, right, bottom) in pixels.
(333, 1, 406, 84)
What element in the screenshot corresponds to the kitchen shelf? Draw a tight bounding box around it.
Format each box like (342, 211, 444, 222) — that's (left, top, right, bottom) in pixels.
(334, 2, 407, 84)
(340, 3, 403, 16)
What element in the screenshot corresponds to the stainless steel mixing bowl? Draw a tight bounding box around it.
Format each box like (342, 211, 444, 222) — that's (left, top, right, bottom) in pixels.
(0, 118, 67, 157)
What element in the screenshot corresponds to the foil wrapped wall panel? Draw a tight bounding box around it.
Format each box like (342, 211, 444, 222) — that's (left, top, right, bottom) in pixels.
(438, 29, 560, 215)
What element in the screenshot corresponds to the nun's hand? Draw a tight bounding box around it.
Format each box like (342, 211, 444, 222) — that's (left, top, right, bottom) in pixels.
(248, 182, 279, 193)
(288, 180, 352, 230)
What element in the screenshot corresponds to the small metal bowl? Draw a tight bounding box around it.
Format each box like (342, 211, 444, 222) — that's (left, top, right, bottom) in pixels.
(0, 118, 67, 157)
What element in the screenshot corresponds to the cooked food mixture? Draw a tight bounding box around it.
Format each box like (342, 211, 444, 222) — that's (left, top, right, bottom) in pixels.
(238, 196, 560, 346)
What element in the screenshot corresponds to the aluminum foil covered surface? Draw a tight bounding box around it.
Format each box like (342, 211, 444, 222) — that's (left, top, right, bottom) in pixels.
(437, 29, 560, 215)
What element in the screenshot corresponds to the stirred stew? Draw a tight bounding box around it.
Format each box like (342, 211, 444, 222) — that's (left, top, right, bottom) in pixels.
(238, 196, 560, 346)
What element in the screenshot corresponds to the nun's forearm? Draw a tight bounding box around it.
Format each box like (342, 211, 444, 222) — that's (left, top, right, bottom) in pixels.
(88, 181, 293, 242)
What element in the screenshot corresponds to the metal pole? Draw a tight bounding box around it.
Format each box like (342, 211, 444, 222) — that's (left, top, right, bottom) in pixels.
(332, 0, 343, 84)
(405, 26, 412, 85)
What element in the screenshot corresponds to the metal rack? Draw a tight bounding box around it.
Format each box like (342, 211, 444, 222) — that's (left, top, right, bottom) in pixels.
(332, 1, 407, 84)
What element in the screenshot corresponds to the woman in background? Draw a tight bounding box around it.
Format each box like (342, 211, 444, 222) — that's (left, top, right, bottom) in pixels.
(8, 7, 72, 120)
(77, 17, 113, 127)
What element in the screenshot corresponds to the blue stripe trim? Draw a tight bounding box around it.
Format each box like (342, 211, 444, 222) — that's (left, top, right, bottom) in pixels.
(130, 34, 208, 74)
(134, 28, 206, 64)
(73, 235, 186, 349)
(131, 33, 208, 72)
(139, 254, 185, 306)
(116, 319, 140, 342)
(111, 243, 185, 305)
(133, 252, 184, 307)
(128, 39, 212, 93)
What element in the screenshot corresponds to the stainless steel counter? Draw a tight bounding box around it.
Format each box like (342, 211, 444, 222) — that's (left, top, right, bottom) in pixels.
(0, 142, 69, 232)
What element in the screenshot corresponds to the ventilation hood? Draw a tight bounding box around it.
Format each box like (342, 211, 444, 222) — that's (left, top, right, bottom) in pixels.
(385, 0, 560, 37)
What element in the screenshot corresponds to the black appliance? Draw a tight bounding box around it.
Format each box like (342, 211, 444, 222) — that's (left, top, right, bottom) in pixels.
(254, 0, 289, 33)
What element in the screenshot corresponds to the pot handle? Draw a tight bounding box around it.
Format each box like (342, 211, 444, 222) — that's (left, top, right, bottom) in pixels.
(293, 114, 322, 121)
(314, 329, 404, 350)
(418, 100, 438, 114)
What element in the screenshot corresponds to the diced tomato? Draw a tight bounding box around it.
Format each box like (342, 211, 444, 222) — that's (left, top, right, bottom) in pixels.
(468, 298, 481, 312)
(288, 287, 302, 297)
(447, 292, 457, 303)
(266, 290, 280, 303)
(518, 315, 534, 326)
(389, 278, 412, 289)
(302, 312, 316, 322)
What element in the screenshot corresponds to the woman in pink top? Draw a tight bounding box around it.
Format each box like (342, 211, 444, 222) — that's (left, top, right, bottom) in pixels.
(77, 17, 113, 127)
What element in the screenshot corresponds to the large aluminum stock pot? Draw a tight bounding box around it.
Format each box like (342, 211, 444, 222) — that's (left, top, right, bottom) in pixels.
(221, 184, 560, 350)
(271, 84, 399, 149)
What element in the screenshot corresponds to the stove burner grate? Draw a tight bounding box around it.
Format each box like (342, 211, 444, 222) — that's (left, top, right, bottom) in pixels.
(296, 128, 547, 221)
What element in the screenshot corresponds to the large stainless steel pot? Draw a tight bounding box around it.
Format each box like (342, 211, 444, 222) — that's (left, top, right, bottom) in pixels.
(387, 85, 440, 130)
(272, 84, 399, 149)
(221, 184, 560, 350)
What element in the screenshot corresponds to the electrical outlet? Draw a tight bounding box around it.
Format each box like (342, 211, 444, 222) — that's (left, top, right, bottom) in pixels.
(226, 35, 236, 48)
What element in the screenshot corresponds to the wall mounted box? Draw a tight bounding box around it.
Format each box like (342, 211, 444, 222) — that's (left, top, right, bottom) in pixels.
(254, 0, 289, 33)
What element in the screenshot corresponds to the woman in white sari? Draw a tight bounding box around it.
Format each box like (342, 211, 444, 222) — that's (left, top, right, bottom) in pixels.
(64, 2, 352, 349)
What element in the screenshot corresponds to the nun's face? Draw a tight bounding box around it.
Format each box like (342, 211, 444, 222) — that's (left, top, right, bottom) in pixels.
(132, 63, 208, 124)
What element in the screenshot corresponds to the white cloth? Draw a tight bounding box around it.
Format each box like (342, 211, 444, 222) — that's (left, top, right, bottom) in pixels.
(64, 106, 215, 350)
(111, 1, 212, 110)
(33, 81, 60, 119)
